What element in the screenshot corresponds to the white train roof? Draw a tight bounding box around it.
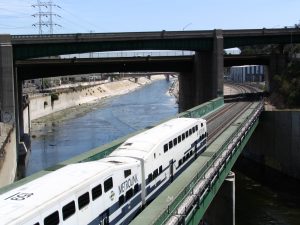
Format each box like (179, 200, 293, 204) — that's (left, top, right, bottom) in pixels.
(0, 160, 132, 224)
(110, 118, 205, 159)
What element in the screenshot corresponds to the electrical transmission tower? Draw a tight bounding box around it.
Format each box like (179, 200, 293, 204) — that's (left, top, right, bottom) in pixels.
(32, 0, 61, 34)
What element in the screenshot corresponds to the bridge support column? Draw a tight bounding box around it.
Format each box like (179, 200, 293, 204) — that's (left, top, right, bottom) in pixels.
(0, 35, 15, 124)
(179, 72, 195, 112)
(266, 54, 287, 92)
(203, 171, 235, 225)
(179, 30, 224, 112)
(165, 74, 170, 82)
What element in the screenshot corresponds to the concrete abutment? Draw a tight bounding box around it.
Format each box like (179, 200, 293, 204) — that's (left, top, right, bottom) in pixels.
(243, 110, 300, 180)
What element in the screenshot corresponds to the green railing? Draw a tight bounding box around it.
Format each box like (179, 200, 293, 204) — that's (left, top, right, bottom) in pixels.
(152, 101, 263, 225)
(179, 97, 223, 118)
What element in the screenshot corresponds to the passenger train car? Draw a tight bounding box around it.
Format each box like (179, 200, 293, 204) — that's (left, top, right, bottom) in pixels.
(0, 117, 207, 225)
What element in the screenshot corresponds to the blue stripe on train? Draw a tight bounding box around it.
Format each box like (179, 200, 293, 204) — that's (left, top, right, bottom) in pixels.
(89, 140, 207, 225)
(88, 192, 142, 225)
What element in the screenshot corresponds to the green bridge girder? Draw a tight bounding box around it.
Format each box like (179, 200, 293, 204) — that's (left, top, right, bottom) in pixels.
(130, 101, 262, 225)
(11, 28, 300, 60)
(186, 118, 259, 225)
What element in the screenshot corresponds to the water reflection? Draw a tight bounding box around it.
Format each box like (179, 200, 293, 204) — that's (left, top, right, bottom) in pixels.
(235, 157, 300, 225)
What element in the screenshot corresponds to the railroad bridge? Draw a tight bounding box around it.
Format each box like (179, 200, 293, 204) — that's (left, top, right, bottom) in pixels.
(0, 97, 264, 225)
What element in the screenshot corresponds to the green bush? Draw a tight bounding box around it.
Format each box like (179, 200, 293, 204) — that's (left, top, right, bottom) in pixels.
(51, 93, 59, 102)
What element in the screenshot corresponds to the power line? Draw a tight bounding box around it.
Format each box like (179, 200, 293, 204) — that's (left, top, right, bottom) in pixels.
(32, 0, 61, 34)
(60, 7, 108, 32)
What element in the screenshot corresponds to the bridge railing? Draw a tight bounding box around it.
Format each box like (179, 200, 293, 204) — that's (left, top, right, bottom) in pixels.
(178, 97, 224, 118)
(60, 51, 194, 59)
(152, 101, 264, 225)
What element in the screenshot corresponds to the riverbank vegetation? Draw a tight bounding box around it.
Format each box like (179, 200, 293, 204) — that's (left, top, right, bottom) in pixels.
(240, 44, 300, 108)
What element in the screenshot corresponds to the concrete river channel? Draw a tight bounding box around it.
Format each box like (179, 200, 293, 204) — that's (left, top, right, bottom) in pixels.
(27, 79, 300, 225)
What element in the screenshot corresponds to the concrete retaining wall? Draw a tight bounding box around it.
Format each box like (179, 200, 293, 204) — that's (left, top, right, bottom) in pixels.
(243, 110, 300, 179)
(29, 77, 158, 120)
(0, 125, 17, 187)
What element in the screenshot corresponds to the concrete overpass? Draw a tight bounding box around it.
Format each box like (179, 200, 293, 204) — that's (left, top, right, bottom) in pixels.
(0, 28, 299, 163)
(11, 28, 300, 60)
(15, 54, 272, 79)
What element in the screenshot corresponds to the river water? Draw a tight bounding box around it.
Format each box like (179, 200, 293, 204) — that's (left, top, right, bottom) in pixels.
(28, 79, 300, 224)
(28, 79, 177, 176)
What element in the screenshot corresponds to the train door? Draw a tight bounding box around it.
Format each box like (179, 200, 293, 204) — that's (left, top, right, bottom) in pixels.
(98, 210, 109, 225)
(194, 141, 198, 160)
(169, 159, 174, 183)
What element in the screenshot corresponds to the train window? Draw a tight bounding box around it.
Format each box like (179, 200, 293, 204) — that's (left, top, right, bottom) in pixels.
(119, 195, 125, 206)
(148, 173, 153, 182)
(186, 131, 189, 137)
(178, 159, 182, 167)
(126, 188, 133, 201)
(78, 192, 90, 209)
(196, 125, 198, 131)
(92, 184, 102, 200)
(173, 138, 177, 146)
(189, 129, 192, 135)
(44, 211, 59, 225)
(182, 133, 185, 140)
(192, 127, 195, 133)
(134, 184, 139, 194)
(153, 169, 159, 178)
(154, 153, 156, 159)
(104, 177, 113, 192)
(124, 169, 131, 178)
(201, 123, 203, 127)
(164, 144, 168, 153)
(159, 165, 162, 174)
(62, 201, 76, 221)
(169, 141, 173, 149)
(178, 135, 181, 143)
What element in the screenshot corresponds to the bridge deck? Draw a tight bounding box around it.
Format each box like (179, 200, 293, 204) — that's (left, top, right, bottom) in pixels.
(130, 102, 260, 225)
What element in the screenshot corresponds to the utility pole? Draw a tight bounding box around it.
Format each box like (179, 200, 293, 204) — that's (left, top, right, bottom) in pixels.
(32, 0, 61, 34)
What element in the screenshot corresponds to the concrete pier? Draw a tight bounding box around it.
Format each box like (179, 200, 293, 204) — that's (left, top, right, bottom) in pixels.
(0, 35, 15, 124)
(179, 30, 224, 112)
(265, 54, 287, 92)
(203, 171, 236, 225)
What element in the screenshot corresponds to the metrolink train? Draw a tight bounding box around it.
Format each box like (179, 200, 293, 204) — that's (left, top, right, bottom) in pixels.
(0, 118, 207, 225)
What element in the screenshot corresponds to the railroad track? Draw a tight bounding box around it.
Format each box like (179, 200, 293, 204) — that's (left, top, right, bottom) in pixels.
(205, 101, 253, 145)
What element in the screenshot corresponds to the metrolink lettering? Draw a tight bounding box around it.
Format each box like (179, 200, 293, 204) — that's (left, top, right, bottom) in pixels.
(118, 175, 138, 195)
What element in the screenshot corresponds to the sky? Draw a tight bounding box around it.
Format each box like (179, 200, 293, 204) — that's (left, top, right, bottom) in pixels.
(0, 0, 300, 35)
